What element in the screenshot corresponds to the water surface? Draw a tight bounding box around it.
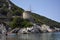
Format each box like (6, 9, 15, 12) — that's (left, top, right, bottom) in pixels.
(0, 32, 60, 40)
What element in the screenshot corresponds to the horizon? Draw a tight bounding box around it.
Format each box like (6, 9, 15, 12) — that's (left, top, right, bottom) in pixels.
(10, 0, 60, 22)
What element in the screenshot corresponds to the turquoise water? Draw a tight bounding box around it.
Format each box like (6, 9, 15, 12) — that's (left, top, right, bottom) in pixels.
(0, 32, 60, 40)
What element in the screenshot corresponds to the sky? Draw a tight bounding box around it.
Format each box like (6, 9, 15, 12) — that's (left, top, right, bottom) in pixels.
(10, 0, 60, 22)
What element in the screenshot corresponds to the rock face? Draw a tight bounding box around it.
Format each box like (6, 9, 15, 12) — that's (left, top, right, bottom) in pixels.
(18, 24, 56, 34)
(40, 24, 53, 32)
(18, 24, 41, 34)
(0, 23, 7, 34)
(0, 23, 7, 40)
(40, 24, 50, 32)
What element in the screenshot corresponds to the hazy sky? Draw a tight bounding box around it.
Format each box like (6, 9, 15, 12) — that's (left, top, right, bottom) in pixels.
(10, 0, 60, 22)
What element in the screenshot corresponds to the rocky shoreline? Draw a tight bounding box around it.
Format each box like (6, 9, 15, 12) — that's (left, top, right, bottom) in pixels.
(0, 23, 60, 35)
(7, 24, 60, 35)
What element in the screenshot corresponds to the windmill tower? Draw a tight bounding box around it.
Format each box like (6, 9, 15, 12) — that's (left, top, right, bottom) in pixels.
(23, 4, 32, 19)
(23, 5, 34, 23)
(23, 11, 31, 19)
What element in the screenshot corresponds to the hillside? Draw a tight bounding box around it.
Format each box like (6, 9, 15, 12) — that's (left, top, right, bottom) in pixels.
(0, 0, 24, 17)
(0, 0, 60, 28)
(31, 13, 60, 28)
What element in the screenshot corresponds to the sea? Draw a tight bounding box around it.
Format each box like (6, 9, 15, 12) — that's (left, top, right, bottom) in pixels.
(0, 32, 60, 40)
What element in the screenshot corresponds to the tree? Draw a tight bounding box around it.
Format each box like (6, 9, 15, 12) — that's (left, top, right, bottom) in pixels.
(21, 19, 33, 28)
(9, 17, 23, 29)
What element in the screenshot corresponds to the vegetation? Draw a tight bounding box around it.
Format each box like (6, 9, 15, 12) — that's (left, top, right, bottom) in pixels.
(9, 17, 33, 29)
(21, 19, 33, 28)
(9, 17, 22, 29)
(0, 0, 24, 16)
(31, 13, 60, 28)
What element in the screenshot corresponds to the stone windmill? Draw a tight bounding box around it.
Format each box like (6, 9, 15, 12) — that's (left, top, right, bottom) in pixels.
(23, 11, 31, 19)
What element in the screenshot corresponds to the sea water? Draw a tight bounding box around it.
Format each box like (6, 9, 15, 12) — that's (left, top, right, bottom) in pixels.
(0, 32, 60, 40)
